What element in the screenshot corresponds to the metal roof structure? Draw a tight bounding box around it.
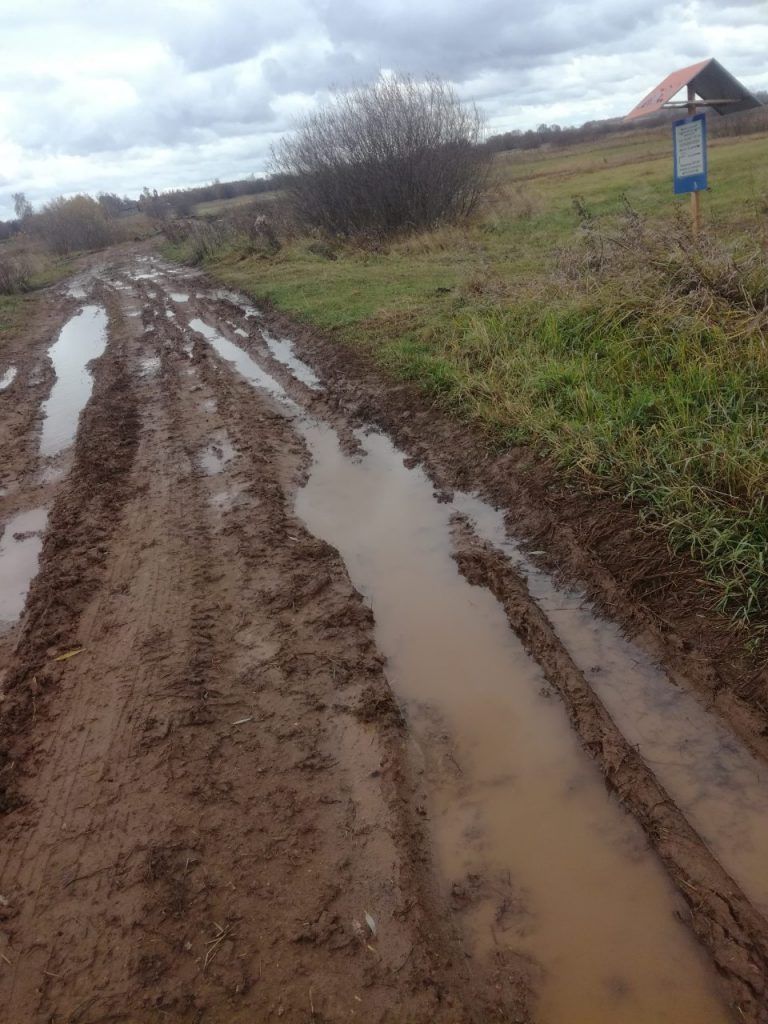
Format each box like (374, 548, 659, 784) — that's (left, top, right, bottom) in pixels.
(625, 58, 762, 120)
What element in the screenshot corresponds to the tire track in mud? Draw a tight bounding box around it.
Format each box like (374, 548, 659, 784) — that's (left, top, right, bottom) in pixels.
(4, 250, 768, 1022)
(173, 303, 524, 1023)
(165, 258, 768, 1021)
(248, 296, 768, 756)
(1, 288, 140, 792)
(0, 294, 78, 500)
(0, 259, 515, 1023)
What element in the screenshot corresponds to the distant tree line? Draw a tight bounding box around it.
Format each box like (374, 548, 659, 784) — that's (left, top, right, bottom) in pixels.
(0, 174, 282, 239)
(486, 91, 768, 154)
(137, 175, 289, 219)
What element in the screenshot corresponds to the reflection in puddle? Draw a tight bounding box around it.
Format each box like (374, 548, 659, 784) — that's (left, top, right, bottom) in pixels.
(0, 367, 17, 391)
(170, 292, 189, 302)
(202, 331, 728, 1024)
(263, 331, 321, 390)
(0, 507, 47, 630)
(189, 319, 296, 408)
(40, 306, 108, 458)
(208, 288, 263, 317)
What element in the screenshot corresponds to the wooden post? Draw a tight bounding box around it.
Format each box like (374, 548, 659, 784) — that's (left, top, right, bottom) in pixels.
(687, 84, 701, 237)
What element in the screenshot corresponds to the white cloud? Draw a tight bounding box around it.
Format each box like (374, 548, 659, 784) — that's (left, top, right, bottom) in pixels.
(0, 0, 766, 217)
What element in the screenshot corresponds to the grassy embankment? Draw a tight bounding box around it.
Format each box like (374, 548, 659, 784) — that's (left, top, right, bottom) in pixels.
(0, 244, 75, 345)
(165, 125, 768, 629)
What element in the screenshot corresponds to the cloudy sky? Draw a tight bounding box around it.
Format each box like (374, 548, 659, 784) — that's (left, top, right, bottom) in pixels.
(1, 0, 767, 219)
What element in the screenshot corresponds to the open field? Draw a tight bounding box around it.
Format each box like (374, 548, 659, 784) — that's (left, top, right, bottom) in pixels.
(165, 124, 768, 630)
(4, 250, 768, 1021)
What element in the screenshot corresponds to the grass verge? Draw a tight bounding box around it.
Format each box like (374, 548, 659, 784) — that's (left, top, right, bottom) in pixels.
(162, 125, 768, 632)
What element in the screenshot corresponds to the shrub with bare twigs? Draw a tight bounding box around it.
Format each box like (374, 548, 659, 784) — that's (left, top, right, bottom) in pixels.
(0, 253, 32, 294)
(271, 73, 490, 239)
(31, 195, 114, 254)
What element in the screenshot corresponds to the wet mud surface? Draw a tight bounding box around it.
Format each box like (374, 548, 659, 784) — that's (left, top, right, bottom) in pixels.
(1, 247, 767, 1023)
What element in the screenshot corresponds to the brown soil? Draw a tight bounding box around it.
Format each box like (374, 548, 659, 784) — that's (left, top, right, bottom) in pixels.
(1, 246, 767, 1023)
(0, 260, 517, 1023)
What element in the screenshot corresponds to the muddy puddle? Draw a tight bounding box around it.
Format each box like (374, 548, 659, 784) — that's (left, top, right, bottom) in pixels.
(39, 305, 108, 458)
(208, 288, 263, 318)
(452, 493, 768, 918)
(183, 295, 768, 925)
(195, 321, 729, 1023)
(189, 318, 297, 408)
(0, 507, 48, 631)
(140, 356, 161, 376)
(0, 367, 17, 391)
(263, 331, 321, 390)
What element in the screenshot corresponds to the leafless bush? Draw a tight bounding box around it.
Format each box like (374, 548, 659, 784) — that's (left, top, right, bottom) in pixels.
(226, 202, 283, 254)
(161, 219, 193, 245)
(31, 195, 114, 254)
(160, 218, 225, 262)
(271, 73, 490, 238)
(0, 253, 32, 294)
(184, 221, 228, 264)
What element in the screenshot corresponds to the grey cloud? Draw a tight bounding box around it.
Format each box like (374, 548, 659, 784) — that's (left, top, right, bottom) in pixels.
(1, 0, 767, 219)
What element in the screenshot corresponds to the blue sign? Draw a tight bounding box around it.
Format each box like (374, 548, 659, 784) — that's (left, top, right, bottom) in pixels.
(673, 113, 708, 194)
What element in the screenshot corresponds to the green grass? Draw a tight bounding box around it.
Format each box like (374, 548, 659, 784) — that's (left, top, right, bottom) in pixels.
(0, 249, 76, 345)
(163, 122, 768, 629)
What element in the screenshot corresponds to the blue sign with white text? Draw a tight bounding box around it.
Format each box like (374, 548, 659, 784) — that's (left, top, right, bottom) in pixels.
(673, 113, 708, 194)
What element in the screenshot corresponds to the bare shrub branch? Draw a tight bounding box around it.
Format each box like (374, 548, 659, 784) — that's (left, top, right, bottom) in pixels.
(30, 195, 114, 254)
(0, 253, 32, 295)
(271, 73, 490, 238)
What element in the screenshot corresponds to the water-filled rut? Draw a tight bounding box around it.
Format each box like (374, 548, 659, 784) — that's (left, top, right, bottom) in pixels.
(186, 312, 730, 1022)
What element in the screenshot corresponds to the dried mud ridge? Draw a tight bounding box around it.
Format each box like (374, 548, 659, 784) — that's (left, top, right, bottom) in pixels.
(0, 247, 766, 1022)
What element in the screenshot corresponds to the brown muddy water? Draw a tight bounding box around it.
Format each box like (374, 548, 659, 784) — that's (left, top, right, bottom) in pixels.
(39, 305, 108, 458)
(0, 507, 47, 632)
(192, 315, 729, 1023)
(452, 493, 768, 919)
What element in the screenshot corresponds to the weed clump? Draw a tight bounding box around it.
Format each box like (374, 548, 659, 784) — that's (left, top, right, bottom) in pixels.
(444, 205, 768, 623)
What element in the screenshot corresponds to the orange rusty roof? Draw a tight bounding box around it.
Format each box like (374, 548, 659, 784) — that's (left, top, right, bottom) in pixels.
(625, 59, 712, 120)
(625, 58, 761, 120)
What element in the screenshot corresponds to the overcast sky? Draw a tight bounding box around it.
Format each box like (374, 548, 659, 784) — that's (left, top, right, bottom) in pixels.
(1, 0, 767, 219)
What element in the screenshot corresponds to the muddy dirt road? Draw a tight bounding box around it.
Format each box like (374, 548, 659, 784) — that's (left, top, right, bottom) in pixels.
(1, 250, 768, 1023)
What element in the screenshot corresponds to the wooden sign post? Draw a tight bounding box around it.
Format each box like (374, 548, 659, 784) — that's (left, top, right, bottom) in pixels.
(625, 58, 761, 237)
(688, 86, 701, 236)
(671, 91, 708, 235)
